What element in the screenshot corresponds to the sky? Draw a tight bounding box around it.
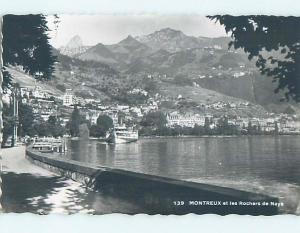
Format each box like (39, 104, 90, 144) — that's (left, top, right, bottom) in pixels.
(47, 15, 228, 48)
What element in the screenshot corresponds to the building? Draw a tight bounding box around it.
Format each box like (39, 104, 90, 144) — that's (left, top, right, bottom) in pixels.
(86, 110, 102, 125)
(166, 112, 206, 128)
(63, 89, 75, 106)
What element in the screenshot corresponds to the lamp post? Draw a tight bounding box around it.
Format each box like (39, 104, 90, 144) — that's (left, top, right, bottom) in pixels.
(11, 84, 20, 147)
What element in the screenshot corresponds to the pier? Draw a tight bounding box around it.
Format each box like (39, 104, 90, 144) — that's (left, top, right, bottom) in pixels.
(31, 137, 67, 153)
(26, 148, 280, 215)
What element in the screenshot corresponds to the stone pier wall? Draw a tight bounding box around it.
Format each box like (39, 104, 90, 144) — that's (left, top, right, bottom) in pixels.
(26, 149, 280, 215)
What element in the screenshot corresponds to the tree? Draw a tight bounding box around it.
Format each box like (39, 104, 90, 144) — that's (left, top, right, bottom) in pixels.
(0, 15, 58, 210)
(204, 117, 211, 134)
(274, 121, 279, 135)
(208, 15, 300, 102)
(257, 124, 262, 135)
(18, 103, 35, 137)
(192, 124, 205, 136)
(247, 121, 253, 135)
(140, 111, 167, 129)
(96, 115, 114, 136)
(89, 115, 114, 138)
(68, 106, 82, 137)
(1, 103, 14, 146)
(2, 14, 57, 90)
(2, 102, 36, 145)
(47, 115, 65, 137)
(217, 116, 229, 134)
(1, 14, 57, 145)
(34, 122, 50, 137)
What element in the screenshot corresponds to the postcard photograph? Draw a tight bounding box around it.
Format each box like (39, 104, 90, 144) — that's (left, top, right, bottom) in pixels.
(0, 14, 299, 215)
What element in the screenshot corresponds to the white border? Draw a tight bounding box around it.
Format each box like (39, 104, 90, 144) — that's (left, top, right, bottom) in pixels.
(1, 1, 300, 232)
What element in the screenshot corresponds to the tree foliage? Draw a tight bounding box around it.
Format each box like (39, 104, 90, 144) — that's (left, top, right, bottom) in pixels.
(68, 106, 82, 137)
(2, 103, 14, 146)
(18, 103, 35, 137)
(2, 103, 36, 145)
(97, 115, 113, 130)
(140, 111, 167, 129)
(89, 115, 114, 138)
(2, 14, 56, 90)
(47, 115, 65, 137)
(208, 15, 300, 102)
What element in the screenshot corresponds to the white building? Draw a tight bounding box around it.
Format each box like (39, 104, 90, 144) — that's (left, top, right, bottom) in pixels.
(86, 110, 102, 125)
(63, 89, 75, 106)
(166, 112, 206, 128)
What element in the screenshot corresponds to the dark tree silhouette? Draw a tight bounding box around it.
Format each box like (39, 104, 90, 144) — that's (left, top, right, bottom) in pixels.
(208, 15, 300, 102)
(97, 115, 113, 132)
(2, 14, 57, 90)
(18, 103, 35, 137)
(68, 106, 82, 137)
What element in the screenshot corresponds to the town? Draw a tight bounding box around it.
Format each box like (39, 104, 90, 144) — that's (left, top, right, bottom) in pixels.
(2, 81, 300, 146)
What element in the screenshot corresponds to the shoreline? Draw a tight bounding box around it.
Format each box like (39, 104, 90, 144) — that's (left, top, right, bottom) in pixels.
(68, 134, 300, 142)
(139, 134, 299, 139)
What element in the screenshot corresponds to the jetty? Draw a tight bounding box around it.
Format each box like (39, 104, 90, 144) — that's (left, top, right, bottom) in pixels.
(31, 137, 67, 153)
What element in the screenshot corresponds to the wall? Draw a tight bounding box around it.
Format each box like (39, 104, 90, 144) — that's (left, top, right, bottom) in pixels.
(26, 149, 280, 215)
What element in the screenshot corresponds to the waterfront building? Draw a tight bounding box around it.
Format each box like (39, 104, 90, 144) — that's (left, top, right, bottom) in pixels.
(166, 112, 205, 128)
(86, 110, 102, 125)
(63, 89, 75, 106)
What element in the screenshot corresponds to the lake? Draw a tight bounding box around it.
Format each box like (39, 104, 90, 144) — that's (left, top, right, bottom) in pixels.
(64, 135, 300, 213)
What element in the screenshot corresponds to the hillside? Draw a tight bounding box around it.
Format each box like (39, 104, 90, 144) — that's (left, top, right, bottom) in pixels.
(6, 67, 63, 96)
(51, 29, 300, 114)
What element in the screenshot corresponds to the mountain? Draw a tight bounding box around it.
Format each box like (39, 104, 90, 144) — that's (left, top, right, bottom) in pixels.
(77, 35, 152, 70)
(77, 43, 118, 64)
(65, 35, 83, 48)
(135, 28, 202, 52)
(125, 49, 171, 74)
(135, 28, 232, 53)
(107, 35, 151, 62)
(126, 45, 253, 76)
(59, 35, 90, 57)
(51, 28, 300, 112)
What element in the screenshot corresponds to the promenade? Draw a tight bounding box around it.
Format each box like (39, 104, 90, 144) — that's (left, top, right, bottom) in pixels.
(0, 146, 296, 215)
(0, 146, 94, 214)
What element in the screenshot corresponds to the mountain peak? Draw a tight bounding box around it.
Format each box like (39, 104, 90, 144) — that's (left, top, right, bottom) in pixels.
(126, 35, 134, 39)
(118, 35, 146, 48)
(66, 35, 83, 48)
(158, 27, 181, 34)
(135, 27, 197, 52)
(119, 35, 139, 44)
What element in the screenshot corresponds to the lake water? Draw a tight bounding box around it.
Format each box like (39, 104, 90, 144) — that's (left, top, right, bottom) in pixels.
(64, 135, 300, 213)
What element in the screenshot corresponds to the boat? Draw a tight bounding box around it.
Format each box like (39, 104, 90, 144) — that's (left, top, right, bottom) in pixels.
(105, 125, 138, 144)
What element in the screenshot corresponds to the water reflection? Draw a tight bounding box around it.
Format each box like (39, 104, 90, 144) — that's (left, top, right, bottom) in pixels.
(66, 136, 300, 187)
